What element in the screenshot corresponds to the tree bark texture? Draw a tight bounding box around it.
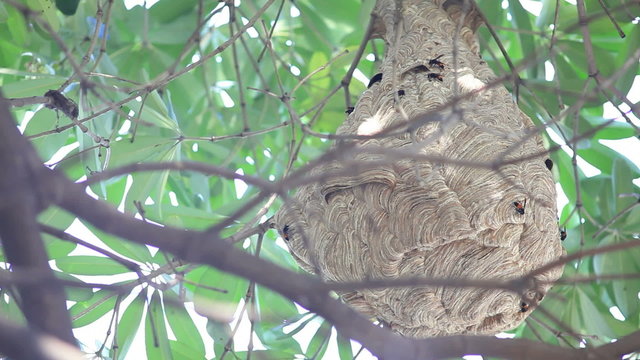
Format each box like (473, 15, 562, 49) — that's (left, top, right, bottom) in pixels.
(0, 92, 76, 344)
(275, 0, 565, 337)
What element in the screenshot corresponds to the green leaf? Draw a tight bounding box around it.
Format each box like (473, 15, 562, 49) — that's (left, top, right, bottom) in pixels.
(562, 288, 582, 334)
(593, 234, 640, 317)
(187, 171, 210, 209)
(23, 108, 70, 161)
(0, 3, 9, 22)
(113, 290, 146, 358)
(0, 291, 26, 325)
(139, 96, 181, 133)
(1, 77, 66, 98)
(581, 175, 614, 224)
(336, 330, 353, 360)
(189, 266, 248, 306)
(107, 137, 175, 167)
(578, 142, 619, 175)
(39, 206, 75, 228)
(123, 141, 179, 214)
(536, 0, 555, 28)
(69, 288, 120, 328)
(56, 255, 133, 275)
(577, 288, 615, 340)
(259, 235, 299, 271)
(255, 286, 299, 323)
(43, 233, 77, 259)
(53, 271, 93, 301)
(80, 221, 153, 263)
(556, 40, 588, 77)
(164, 299, 205, 356)
(613, 25, 640, 97)
(206, 320, 233, 357)
(254, 319, 304, 355)
(583, 115, 637, 140)
(169, 340, 205, 359)
(55, 0, 80, 15)
(623, 206, 640, 233)
(5, 5, 28, 45)
(190, 266, 248, 356)
(556, 149, 580, 204)
(149, 0, 197, 23)
(307, 52, 331, 89)
(143, 203, 225, 230)
(612, 158, 637, 214)
(38, 207, 77, 259)
(306, 320, 332, 359)
(27, 0, 60, 32)
(507, 0, 537, 79)
(145, 291, 173, 360)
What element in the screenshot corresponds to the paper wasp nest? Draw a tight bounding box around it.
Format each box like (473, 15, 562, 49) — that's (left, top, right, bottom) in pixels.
(275, 0, 564, 337)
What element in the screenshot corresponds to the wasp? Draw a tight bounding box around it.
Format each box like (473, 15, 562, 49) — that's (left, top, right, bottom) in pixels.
(44, 89, 79, 119)
(520, 301, 530, 313)
(513, 199, 526, 215)
(545, 158, 553, 171)
(427, 73, 443, 82)
(402, 64, 430, 78)
(345, 107, 354, 114)
(368, 73, 383, 88)
(560, 228, 567, 241)
(397, 89, 405, 96)
(429, 54, 445, 70)
(282, 225, 291, 241)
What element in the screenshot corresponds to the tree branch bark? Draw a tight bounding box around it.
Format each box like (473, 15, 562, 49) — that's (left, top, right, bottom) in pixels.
(0, 316, 84, 360)
(0, 92, 75, 345)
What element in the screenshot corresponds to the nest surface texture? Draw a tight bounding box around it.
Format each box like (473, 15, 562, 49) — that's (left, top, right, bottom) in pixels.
(275, 0, 565, 338)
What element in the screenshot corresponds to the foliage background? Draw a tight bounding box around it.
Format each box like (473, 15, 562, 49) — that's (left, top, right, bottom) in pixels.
(0, 0, 639, 359)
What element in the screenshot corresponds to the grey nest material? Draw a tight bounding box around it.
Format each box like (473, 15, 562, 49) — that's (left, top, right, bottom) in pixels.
(275, 0, 564, 338)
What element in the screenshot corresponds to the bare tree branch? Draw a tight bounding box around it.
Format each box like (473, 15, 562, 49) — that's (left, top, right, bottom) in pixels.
(0, 316, 83, 360)
(0, 92, 75, 345)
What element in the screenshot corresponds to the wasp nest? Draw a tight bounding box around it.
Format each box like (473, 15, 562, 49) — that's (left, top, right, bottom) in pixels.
(275, 0, 564, 337)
